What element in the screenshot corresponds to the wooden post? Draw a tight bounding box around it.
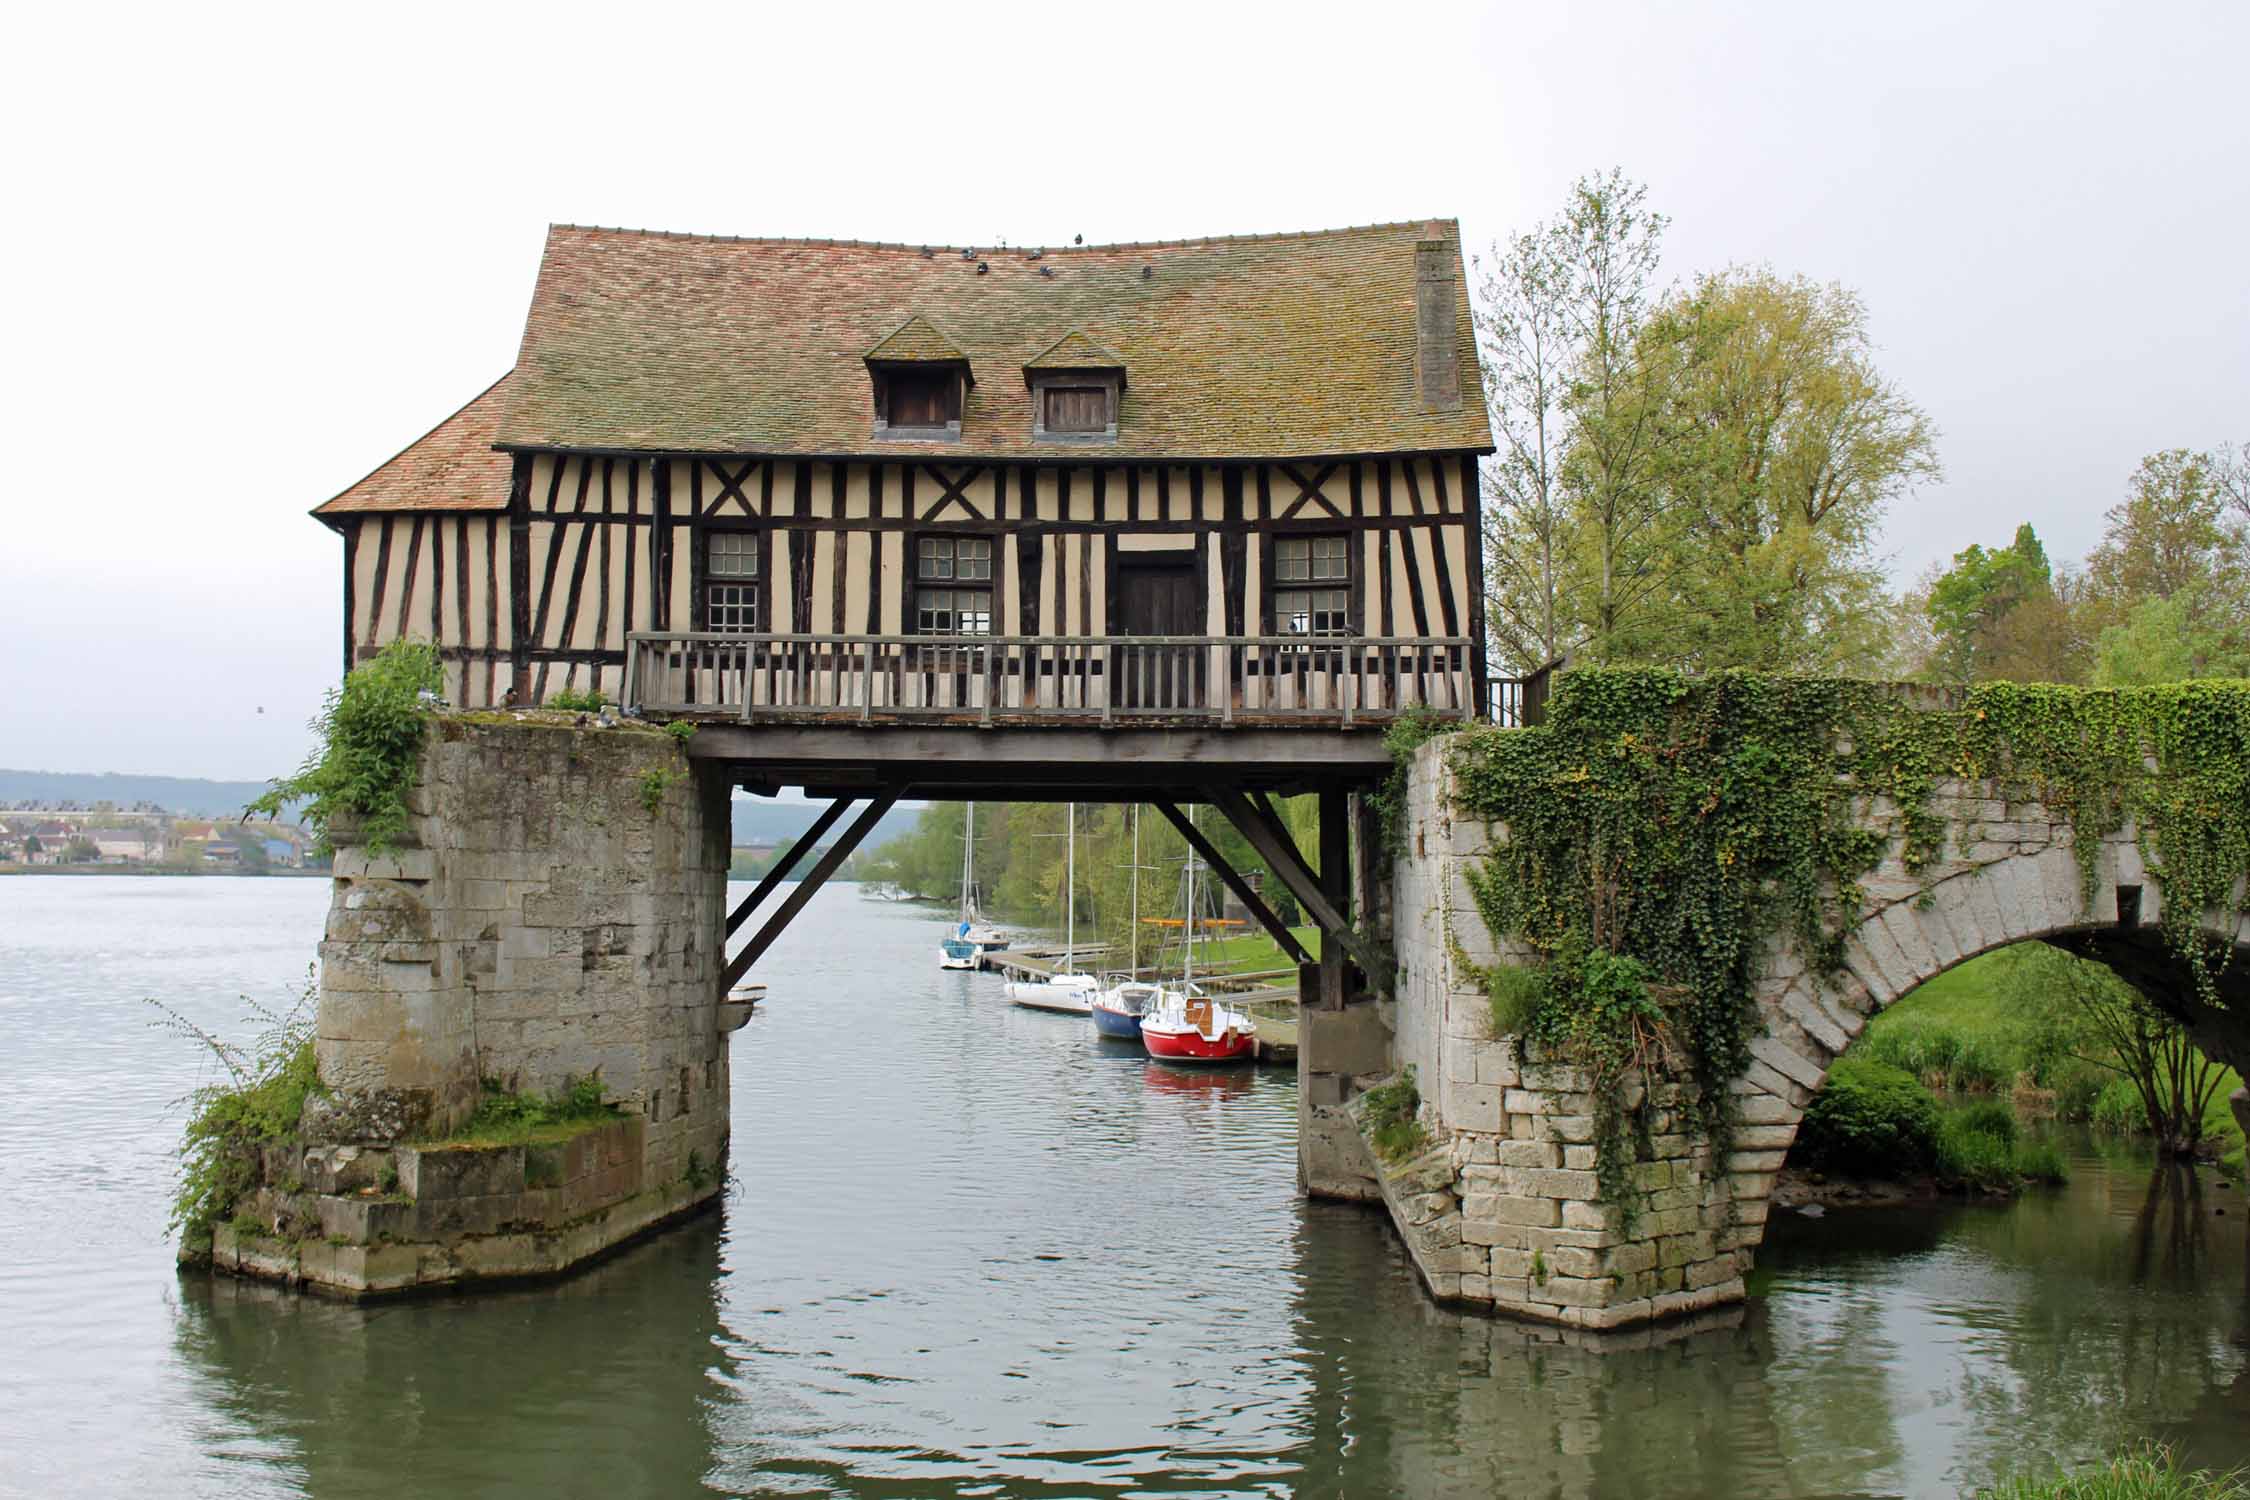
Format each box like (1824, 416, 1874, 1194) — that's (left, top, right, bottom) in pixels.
(1316, 788, 1349, 1010)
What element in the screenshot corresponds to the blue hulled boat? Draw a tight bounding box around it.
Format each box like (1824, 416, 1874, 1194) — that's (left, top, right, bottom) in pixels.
(1090, 978, 1163, 1040)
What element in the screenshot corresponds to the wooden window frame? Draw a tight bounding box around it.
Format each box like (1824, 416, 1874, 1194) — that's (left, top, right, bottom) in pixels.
(872, 366, 964, 443)
(1270, 533, 1354, 639)
(911, 533, 995, 638)
(698, 524, 764, 635)
(1028, 371, 1120, 445)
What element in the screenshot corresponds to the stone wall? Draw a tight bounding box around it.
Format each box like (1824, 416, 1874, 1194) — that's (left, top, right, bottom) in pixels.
(232, 711, 739, 1296)
(1357, 732, 2248, 1331)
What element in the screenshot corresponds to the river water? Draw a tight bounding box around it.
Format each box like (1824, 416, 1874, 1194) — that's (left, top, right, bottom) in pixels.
(1, 876, 2245, 1499)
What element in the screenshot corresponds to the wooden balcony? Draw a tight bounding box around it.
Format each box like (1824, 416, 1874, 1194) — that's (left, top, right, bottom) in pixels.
(623, 632, 1477, 727)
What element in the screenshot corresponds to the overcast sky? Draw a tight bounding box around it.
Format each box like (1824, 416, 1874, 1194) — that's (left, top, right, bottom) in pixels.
(3, 1, 2243, 780)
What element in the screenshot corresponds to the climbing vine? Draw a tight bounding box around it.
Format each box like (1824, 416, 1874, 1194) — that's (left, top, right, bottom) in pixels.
(1452, 669, 2250, 1218)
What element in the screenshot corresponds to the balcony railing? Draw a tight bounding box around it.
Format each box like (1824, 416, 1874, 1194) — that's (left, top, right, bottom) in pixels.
(623, 632, 1476, 727)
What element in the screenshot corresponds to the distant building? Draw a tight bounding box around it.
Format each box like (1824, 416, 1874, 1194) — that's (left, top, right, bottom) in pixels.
(262, 838, 298, 867)
(93, 829, 167, 863)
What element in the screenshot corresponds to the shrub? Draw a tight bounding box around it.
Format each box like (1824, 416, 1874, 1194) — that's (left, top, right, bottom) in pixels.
(548, 686, 608, 712)
(250, 639, 442, 853)
(2048, 1064, 2108, 1122)
(1935, 1100, 2068, 1191)
(1361, 1066, 1430, 1164)
(152, 972, 326, 1248)
(1797, 1059, 1941, 1177)
(440, 1075, 614, 1147)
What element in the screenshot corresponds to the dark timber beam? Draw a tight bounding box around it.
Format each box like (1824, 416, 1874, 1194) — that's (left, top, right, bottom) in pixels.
(723, 790, 901, 990)
(1203, 784, 1380, 982)
(1149, 800, 1312, 966)
(724, 796, 856, 938)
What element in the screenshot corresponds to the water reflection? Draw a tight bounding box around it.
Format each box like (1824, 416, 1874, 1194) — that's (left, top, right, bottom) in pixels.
(5, 877, 2249, 1499)
(173, 1219, 727, 1498)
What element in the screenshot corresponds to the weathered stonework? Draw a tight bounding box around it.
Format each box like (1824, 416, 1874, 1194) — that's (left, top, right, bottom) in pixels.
(211, 712, 737, 1298)
(1327, 730, 2250, 1331)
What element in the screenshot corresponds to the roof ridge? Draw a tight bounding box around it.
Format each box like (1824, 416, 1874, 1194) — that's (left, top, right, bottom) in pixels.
(545, 217, 1461, 256)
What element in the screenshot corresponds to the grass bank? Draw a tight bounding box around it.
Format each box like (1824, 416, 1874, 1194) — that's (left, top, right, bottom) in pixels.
(1980, 1446, 2248, 1498)
(1861, 946, 2245, 1174)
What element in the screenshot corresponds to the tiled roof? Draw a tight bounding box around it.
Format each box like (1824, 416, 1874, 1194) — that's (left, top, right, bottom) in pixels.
(314, 373, 514, 515)
(496, 220, 1492, 459)
(1023, 329, 1125, 373)
(863, 314, 968, 365)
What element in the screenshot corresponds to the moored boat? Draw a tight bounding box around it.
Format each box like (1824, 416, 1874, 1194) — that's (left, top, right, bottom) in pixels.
(1090, 977, 1163, 1040)
(1006, 973, 1098, 1014)
(1139, 993, 1257, 1064)
(939, 922, 981, 970)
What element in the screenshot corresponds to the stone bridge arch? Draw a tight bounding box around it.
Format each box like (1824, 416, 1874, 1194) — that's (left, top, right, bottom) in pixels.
(1322, 690, 2249, 1334)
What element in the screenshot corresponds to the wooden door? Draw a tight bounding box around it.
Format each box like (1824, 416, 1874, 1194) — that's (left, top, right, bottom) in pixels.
(1114, 560, 1201, 710)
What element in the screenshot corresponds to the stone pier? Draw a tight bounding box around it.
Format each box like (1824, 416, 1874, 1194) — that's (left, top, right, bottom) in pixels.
(207, 712, 737, 1297)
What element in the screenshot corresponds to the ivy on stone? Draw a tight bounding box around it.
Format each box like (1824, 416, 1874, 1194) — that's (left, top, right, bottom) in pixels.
(1451, 667, 2249, 1219)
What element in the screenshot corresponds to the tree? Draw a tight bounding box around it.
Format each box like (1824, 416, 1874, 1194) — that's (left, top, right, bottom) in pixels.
(2091, 585, 2250, 685)
(62, 835, 100, 864)
(2014, 945, 2229, 1158)
(2085, 448, 2248, 608)
(1617, 270, 1938, 672)
(1474, 170, 1680, 673)
(2081, 448, 2250, 683)
(1920, 524, 2089, 684)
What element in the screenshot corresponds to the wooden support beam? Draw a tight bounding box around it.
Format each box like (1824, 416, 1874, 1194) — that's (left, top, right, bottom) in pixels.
(1149, 800, 1312, 966)
(724, 796, 856, 938)
(722, 790, 900, 990)
(1203, 784, 1380, 982)
(1317, 787, 1351, 1010)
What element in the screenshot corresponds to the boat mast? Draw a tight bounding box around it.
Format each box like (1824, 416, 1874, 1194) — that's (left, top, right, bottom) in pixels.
(1063, 803, 1075, 971)
(1129, 806, 1141, 976)
(960, 801, 976, 921)
(1183, 805, 1198, 990)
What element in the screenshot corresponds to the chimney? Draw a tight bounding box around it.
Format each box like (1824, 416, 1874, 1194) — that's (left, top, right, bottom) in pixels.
(1414, 223, 1462, 412)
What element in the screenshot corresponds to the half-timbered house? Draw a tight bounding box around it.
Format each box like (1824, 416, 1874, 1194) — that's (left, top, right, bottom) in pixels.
(316, 220, 1493, 723)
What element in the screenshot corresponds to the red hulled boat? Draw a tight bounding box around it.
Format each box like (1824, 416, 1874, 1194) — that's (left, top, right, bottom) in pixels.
(1139, 994, 1257, 1064)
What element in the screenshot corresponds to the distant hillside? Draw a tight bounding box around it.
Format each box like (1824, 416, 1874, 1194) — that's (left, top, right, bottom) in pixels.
(732, 798, 923, 852)
(1, 770, 920, 849)
(0, 769, 275, 818)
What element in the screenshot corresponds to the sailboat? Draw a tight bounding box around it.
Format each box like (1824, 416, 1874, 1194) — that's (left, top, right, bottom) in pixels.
(1138, 815, 1257, 1063)
(1006, 804, 1099, 1014)
(939, 802, 1009, 970)
(1091, 806, 1161, 1040)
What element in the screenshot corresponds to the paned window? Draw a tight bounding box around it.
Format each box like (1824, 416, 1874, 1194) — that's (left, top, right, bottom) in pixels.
(1274, 535, 1351, 636)
(915, 535, 994, 635)
(705, 532, 759, 633)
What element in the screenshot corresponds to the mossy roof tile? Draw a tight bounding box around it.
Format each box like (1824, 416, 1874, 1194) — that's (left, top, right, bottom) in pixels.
(495, 220, 1493, 460)
(863, 314, 968, 364)
(1023, 329, 1125, 372)
(314, 373, 514, 516)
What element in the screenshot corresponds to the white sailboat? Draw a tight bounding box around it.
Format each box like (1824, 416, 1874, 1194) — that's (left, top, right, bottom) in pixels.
(1007, 803, 1099, 1013)
(939, 801, 1009, 970)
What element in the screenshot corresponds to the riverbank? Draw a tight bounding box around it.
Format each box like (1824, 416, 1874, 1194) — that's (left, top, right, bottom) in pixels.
(0, 864, 329, 877)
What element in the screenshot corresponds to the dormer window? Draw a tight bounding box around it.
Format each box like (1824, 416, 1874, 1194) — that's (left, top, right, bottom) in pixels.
(1023, 330, 1125, 445)
(864, 315, 972, 443)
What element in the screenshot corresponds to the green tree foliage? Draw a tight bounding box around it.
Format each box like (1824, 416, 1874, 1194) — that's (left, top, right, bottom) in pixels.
(1924, 524, 2085, 684)
(1613, 269, 1938, 672)
(861, 798, 1319, 970)
(2010, 944, 2231, 1157)
(1474, 175, 1936, 676)
(250, 640, 442, 853)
